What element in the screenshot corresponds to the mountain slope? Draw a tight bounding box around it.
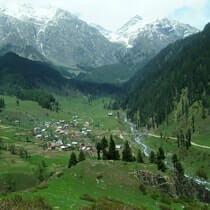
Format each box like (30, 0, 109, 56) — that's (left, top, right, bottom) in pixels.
(0, 52, 65, 90)
(123, 23, 210, 129)
(121, 18, 199, 66)
(0, 4, 122, 68)
(0, 52, 122, 96)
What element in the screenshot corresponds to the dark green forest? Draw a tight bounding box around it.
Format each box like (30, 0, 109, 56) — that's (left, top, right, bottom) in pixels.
(0, 53, 123, 110)
(123, 23, 210, 128)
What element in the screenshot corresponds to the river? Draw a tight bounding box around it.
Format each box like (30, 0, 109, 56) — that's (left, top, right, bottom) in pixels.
(124, 117, 210, 191)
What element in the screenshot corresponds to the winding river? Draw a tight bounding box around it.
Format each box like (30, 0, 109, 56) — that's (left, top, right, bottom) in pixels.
(124, 117, 210, 191)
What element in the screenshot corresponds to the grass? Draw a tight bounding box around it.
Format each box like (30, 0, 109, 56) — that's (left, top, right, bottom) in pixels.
(0, 95, 126, 131)
(0, 95, 209, 209)
(143, 136, 210, 182)
(154, 100, 210, 147)
(22, 160, 186, 210)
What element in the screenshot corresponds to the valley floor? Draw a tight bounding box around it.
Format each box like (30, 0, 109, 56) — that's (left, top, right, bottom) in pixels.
(0, 95, 209, 209)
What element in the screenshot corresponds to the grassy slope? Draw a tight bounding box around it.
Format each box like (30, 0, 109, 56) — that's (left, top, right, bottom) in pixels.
(0, 95, 126, 131)
(0, 95, 208, 209)
(23, 160, 185, 210)
(143, 99, 210, 182)
(153, 99, 210, 147)
(143, 136, 210, 182)
(77, 64, 135, 84)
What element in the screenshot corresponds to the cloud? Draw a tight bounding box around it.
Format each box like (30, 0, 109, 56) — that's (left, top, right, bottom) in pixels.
(170, 0, 210, 29)
(0, 0, 208, 30)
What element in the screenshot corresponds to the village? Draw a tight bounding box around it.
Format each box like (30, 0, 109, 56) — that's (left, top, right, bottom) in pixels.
(32, 112, 122, 155)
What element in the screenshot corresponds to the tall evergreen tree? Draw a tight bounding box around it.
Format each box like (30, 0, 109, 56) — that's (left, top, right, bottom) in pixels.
(102, 149, 108, 160)
(149, 151, 156, 163)
(100, 136, 108, 151)
(186, 128, 192, 149)
(108, 135, 117, 160)
(157, 147, 165, 161)
(122, 141, 133, 162)
(176, 162, 184, 178)
(180, 130, 185, 147)
(96, 142, 101, 160)
(177, 133, 180, 148)
(192, 116, 195, 133)
(78, 151, 86, 162)
(157, 159, 167, 172)
(0, 98, 5, 110)
(136, 149, 144, 163)
(172, 154, 178, 169)
(68, 152, 77, 168)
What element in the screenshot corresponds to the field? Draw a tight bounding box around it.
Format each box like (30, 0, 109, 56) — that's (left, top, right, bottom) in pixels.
(143, 136, 210, 183)
(22, 160, 191, 210)
(0, 95, 209, 209)
(154, 100, 210, 147)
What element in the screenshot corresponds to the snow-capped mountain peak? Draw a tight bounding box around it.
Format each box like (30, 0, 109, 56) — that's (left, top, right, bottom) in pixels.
(92, 16, 199, 48)
(0, 3, 58, 24)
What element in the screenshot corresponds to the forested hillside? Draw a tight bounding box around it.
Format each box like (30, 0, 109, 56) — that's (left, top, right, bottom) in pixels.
(0, 52, 122, 109)
(123, 23, 210, 129)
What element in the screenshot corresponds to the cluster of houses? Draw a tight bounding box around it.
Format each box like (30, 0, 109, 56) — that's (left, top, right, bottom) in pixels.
(32, 114, 123, 155)
(33, 117, 94, 152)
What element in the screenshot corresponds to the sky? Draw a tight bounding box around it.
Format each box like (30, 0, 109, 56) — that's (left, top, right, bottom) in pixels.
(0, 0, 209, 31)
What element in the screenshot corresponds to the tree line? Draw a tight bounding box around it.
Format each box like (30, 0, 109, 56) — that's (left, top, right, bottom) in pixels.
(123, 23, 210, 129)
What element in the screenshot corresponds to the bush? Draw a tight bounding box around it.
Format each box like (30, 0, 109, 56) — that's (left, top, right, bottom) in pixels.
(80, 196, 144, 210)
(151, 193, 159, 200)
(80, 194, 96, 202)
(160, 196, 171, 205)
(0, 195, 52, 210)
(139, 184, 147, 195)
(159, 205, 172, 210)
(196, 168, 208, 180)
(96, 174, 103, 180)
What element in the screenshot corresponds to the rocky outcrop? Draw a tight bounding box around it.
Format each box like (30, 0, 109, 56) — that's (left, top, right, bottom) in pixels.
(135, 170, 210, 203)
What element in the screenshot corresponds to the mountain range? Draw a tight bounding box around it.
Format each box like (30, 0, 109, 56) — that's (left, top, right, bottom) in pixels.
(123, 23, 210, 129)
(0, 3, 199, 72)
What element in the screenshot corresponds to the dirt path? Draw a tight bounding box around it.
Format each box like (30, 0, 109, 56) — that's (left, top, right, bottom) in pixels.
(148, 133, 210, 149)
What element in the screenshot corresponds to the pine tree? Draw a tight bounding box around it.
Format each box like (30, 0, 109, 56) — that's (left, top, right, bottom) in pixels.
(136, 149, 144, 163)
(37, 164, 45, 182)
(180, 130, 185, 147)
(116, 150, 120, 160)
(176, 162, 184, 178)
(96, 142, 101, 160)
(172, 154, 184, 178)
(157, 159, 167, 172)
(192, 116, 195, 133)
(157, 147, 165, 161)
(172, 154, 178, 169)
(108, 135, 117, 160)
(0, 98, 5, 110)
(202, 106, 206, 119)
(122, 141, 133, 162)
(149, 151, 156, 163)
(177, 133, 180, 148)
(68, 152, 77, 168)
(100, 136, 108, 151)
(78, 151, 85, 162)
(186, 128, 191, 148)
(102, 149, 108, 160)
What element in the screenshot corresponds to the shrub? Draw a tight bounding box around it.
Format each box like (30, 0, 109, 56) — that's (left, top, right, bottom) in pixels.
(80, 194, 96, 202)
(151, 193, 159, 200)
(160, 196, 171, 205)
(196, 168, 208, 180)
(139, 184, 147, 195)
(96, 174, 103, 180)
(159, 205, 172, 210)
(0, 195, 52, 210)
